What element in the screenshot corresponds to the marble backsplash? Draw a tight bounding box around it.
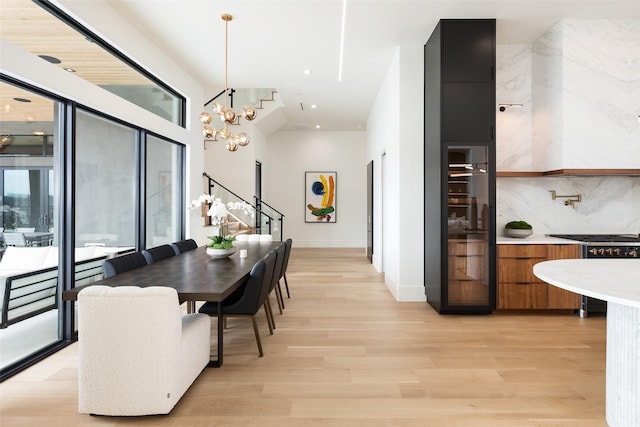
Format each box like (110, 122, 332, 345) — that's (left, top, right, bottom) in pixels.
(496, 176, 640, 236)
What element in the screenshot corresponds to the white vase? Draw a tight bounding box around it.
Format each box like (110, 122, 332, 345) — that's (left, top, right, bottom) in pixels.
(206, 247, 237, 259)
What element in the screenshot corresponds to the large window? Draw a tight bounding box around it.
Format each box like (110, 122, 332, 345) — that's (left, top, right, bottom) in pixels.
(75, 109, 137, 248)
(146, 135, 182, 248)
(0, 77, 187, 381)
(0, 82, 59, 373)
(0, 0, 189, 382)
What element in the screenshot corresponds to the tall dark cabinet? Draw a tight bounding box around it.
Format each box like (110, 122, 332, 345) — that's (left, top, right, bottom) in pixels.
(424, 19, 496, 314)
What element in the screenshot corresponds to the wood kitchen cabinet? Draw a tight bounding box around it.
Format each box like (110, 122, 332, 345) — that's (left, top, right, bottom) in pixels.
(497, 244, 580, 310)
(448, 240, 488, 305)
(546, 245, 581, 308)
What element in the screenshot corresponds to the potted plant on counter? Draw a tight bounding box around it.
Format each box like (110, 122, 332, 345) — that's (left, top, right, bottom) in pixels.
(505, 220, 533, 238)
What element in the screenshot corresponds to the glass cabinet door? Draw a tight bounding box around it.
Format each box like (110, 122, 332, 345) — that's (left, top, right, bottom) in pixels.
(446, 146, 490, 306)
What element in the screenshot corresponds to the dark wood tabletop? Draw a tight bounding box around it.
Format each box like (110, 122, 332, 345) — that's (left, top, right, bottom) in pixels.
(62, 240, 282, 368)
(62, 241, 281, 302)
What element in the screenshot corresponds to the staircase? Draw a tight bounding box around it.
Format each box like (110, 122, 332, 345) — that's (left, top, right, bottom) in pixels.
(202, 173, 284, 241)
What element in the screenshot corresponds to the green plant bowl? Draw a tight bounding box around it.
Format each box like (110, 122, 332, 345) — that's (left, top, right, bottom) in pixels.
(505, 228, 533, 238)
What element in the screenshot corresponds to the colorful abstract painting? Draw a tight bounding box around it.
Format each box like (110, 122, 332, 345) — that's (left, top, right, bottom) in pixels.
(305, 171, 336, 223)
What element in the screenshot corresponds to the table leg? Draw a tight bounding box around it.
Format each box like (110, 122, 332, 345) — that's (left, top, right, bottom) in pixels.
(186, 301, 195, 314)
(605, 302, 639, 427)
(207, 301, 224, 368)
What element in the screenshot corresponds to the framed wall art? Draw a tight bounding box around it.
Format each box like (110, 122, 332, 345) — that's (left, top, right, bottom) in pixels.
(305, 171, 336, 223)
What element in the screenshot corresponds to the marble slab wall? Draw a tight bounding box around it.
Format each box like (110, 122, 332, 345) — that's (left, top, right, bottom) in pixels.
(496, 20, 640, 235)
(531, 22, 565, 170)
(532, 19, 640, 169)
(497, 176, 640, 235)
(496, 44, 533, 171)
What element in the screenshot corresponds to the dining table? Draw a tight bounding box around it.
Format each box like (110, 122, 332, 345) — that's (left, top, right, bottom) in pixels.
(534, 258, 640, 427)
(62, 241, 281, 367)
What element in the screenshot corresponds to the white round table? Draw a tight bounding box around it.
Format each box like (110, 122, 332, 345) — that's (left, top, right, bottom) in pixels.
(534, 259, 640, 427)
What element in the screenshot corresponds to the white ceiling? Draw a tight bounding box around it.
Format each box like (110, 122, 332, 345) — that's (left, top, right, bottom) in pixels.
(104, 0, 640, 132)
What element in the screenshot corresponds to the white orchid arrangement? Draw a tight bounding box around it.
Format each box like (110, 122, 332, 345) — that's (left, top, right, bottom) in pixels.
(190, 194, 259, 248)
(190, 195, 234, 247)
(190, 194, 255, 223)
(190, 195, 227, 225)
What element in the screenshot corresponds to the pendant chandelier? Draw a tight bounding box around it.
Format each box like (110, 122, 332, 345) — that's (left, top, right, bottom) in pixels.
(200, 14, 257, 152)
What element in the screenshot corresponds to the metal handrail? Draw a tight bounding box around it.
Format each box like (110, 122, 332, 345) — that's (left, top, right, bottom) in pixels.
(202, 172, 283, 240)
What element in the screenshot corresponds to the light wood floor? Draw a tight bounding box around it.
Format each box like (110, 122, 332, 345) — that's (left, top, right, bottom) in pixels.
(0, 248, 607, 426)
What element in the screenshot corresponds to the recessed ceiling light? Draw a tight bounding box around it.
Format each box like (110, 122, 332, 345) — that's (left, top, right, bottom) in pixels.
(315, 125, 321, 129)
(338, 0, 347, 82)
(13, 97, 31, 103)
(311, 104, 317, 109)
(38, 55, 61, 64)
(304, 69, 312, 76)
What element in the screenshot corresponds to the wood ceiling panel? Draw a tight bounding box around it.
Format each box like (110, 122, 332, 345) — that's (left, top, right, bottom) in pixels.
(1, 0, 155, 132)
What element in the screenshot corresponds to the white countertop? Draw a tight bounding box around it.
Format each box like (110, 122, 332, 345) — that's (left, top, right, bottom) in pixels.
(496, 235, 579, 244)
(533, 259, 640, 308)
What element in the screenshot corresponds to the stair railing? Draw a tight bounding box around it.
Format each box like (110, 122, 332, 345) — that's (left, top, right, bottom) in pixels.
(202, 172, 284, 241)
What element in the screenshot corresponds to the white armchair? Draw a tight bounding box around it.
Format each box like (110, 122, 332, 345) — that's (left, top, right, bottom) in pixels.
(77, 285, 210, 416)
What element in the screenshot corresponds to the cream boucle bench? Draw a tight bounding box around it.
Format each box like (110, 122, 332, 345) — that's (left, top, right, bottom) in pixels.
(78, 285, 210, 416)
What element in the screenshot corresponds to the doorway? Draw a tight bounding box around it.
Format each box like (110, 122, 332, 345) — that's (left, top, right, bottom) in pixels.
(366, 160, 373, 263)
(1, 168, 53, 233)
(255, 161, 262, 233)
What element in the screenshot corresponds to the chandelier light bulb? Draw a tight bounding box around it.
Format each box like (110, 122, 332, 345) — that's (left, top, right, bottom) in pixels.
(237, 132, 249, 146)
(199, 112, 213, 124)
(241, 105, 257, 121)
(202, 126, 215, 138)
(221, 107, 236, 124)
(218, 125, 230, 140)
(226, 140, 238, 151)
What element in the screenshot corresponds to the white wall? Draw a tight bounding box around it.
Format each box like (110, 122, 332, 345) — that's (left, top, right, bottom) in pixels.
(263, 130, 366, 247)
(367, 48, 401, 296)
(366, 44, 426, 302)
(397, 43, 426, 302)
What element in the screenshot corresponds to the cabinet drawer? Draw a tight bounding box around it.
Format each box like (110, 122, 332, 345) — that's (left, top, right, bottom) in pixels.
(498, 244, 547, 258)
(548, 286, 580, 309)
(449, 280, 489, 305)
(498, 258, 543, 283)
(497, 282, 548, 309)
(449, 242, 486, 256)
(449, 255, 486, 281)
